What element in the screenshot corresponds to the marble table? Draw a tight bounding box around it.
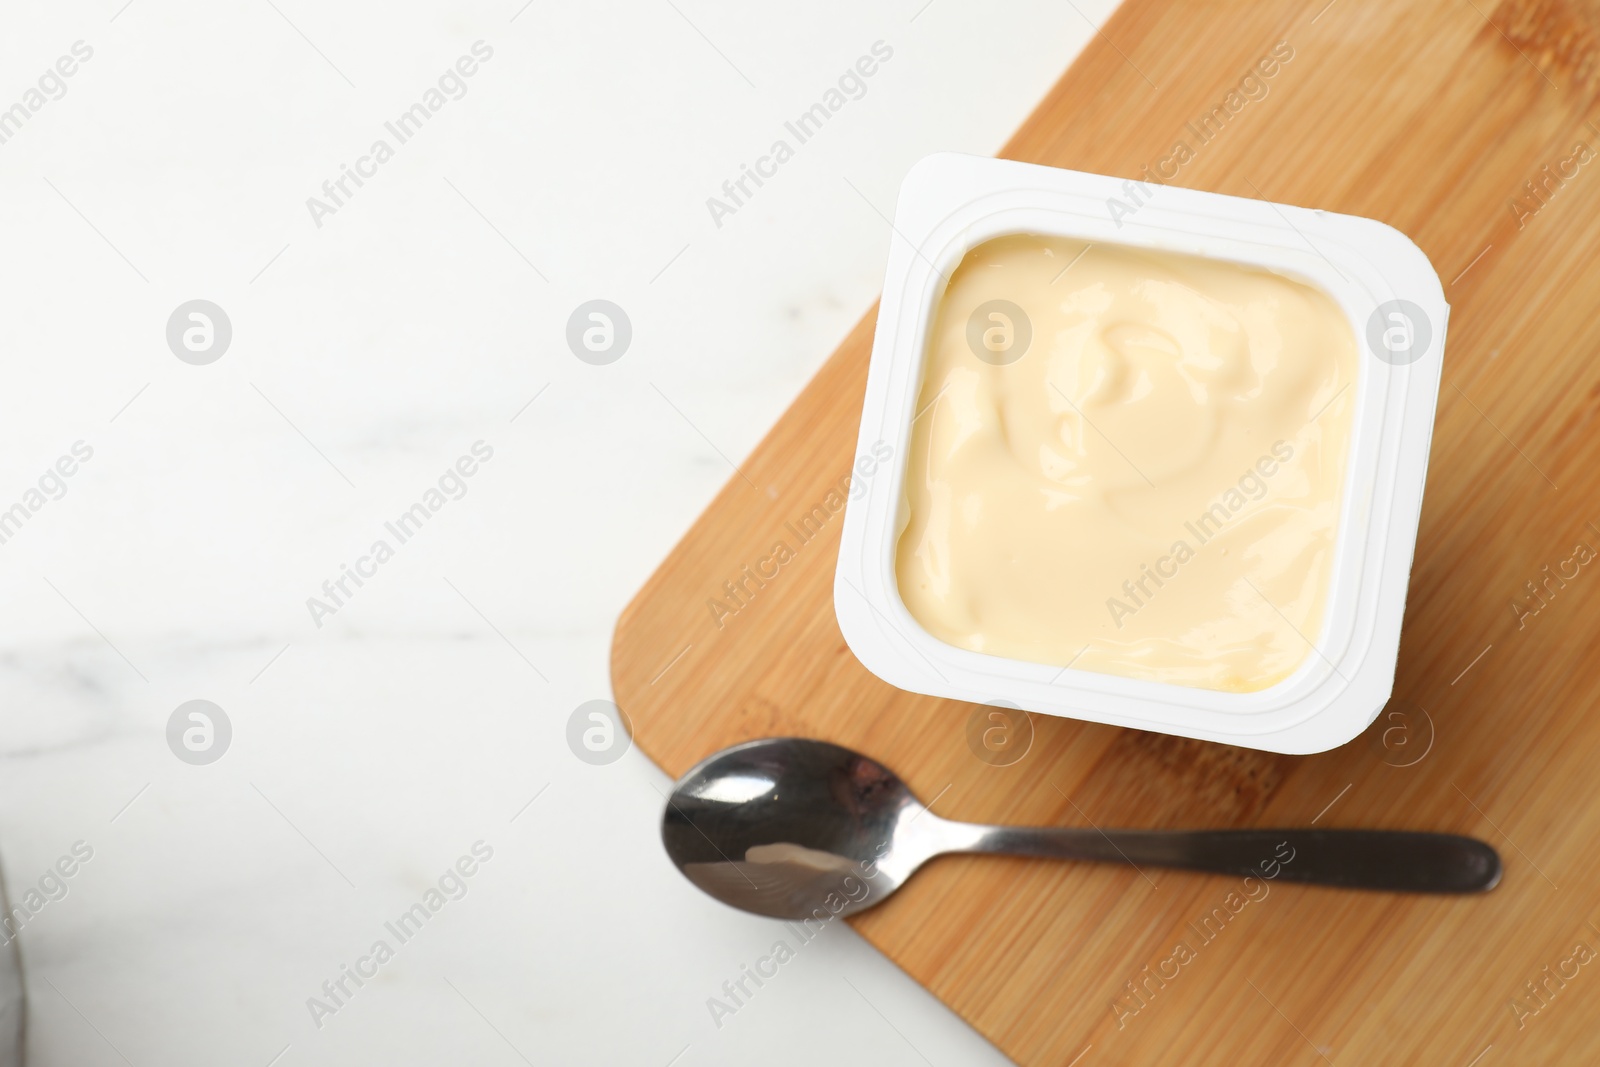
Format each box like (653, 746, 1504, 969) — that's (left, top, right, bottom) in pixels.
(0, 1, 1112, 1062)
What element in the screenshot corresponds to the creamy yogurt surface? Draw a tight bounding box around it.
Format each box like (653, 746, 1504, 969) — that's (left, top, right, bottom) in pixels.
(894, 233, 1358, 692)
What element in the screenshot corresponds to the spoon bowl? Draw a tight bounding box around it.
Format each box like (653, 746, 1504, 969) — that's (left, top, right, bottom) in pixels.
(660, 737, 925, 919)
(662, 737, 1502, 920)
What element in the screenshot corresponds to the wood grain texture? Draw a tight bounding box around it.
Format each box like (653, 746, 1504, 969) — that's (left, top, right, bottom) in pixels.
(613, 0, 1600, 1062)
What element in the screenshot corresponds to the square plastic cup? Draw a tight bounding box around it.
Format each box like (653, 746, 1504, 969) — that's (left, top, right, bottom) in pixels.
(835, 153, 1447, 754)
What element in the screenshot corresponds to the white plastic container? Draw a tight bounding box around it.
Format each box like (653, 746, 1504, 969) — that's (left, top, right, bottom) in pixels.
(834, 153, 1447, 754)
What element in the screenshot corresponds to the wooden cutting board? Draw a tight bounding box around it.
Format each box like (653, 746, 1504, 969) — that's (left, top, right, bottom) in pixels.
(613, 0, 1600, 1062)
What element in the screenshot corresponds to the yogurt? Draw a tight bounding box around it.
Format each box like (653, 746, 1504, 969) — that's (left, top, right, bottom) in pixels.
(894, 233, 1357, 692)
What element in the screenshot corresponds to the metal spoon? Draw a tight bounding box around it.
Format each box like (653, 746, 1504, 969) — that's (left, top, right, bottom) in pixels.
(661, 738, 1502, 920)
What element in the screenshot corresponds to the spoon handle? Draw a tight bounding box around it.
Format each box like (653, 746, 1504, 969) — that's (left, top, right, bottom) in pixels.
(959, 826, 1501, 893)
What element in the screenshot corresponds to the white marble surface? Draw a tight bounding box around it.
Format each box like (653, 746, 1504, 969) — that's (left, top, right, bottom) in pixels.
(0, 1, 1115, 1063)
